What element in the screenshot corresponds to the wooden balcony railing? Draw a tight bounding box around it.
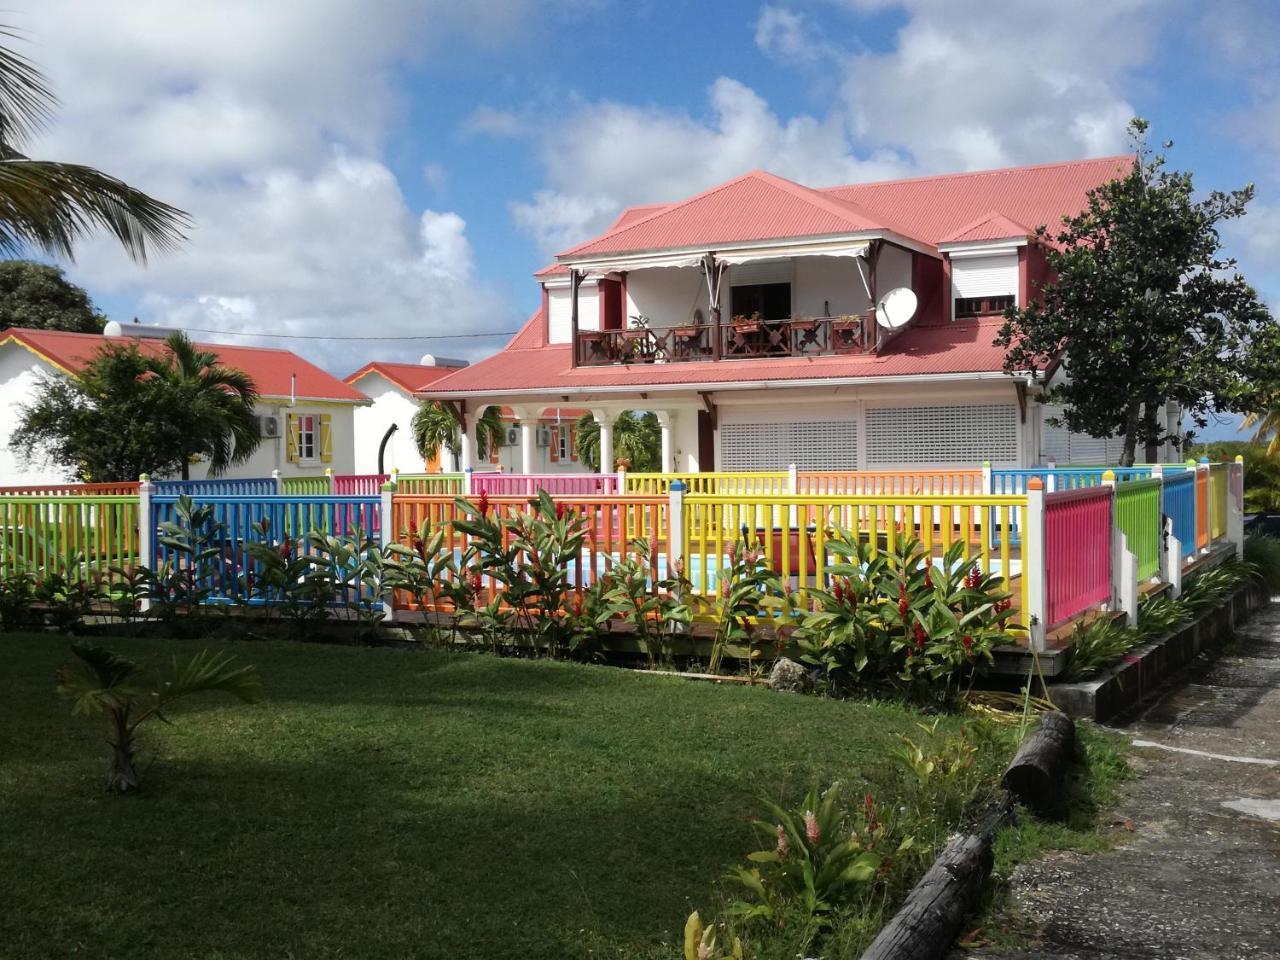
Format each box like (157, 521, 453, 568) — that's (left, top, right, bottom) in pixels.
(576, 314, 876, 366)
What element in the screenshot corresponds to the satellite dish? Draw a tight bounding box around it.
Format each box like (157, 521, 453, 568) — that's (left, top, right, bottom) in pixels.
(876, 287, 918, 330)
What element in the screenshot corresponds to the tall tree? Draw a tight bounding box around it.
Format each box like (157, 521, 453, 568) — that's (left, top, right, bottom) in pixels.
(996, 119, 1279, 466)
(9, 333, 259, 482)
(148, 332, 261, 480)
(574, 411, 661, 471)
(412, 401, 505, 464)
(0, 259, 104, 331)
(0, 28, 188, 262)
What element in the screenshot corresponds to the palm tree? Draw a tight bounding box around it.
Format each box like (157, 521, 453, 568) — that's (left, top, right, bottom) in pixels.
(150, 332, 260, 479)
(0, 29, 188, 262)
(56, 643, 261, 793)
(1244, 410, 1280, 457)
(574, 411, 661, 471)
(412, 401, 505, 466)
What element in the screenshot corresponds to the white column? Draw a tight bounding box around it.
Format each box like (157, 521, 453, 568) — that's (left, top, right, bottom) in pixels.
(592, 409, 614, 475)
(380, 480, 395, 622)
(520, 420, 537, 474)
(655, 410, 675, 473)
(458, 415, 477, 472)
(1023, 477, 1048, 652)
(138, 474, 153, 613)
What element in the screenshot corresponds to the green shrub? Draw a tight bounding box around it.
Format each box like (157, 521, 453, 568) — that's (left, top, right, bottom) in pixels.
(1063, 617, 1137, 682)
(1243, 534, 1280, 591)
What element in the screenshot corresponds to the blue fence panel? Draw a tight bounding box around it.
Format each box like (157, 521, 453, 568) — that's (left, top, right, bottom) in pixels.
(154, 477, 278, 496)
(1161, 470, 1196, 560)
(150, 494, 381, 606)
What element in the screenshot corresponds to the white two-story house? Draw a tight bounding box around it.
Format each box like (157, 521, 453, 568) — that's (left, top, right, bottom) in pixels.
(421, 155, 1152, 473)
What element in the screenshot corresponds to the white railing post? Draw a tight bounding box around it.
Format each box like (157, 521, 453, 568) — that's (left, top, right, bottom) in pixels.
(616, 465, 627, 496)
(380, 480, 395, 623)
(981, 459, 992, 495)
(389, 467, 399, 490)
(667, 480, 686, 581)
(1228, 455, 1245, 559)
(1024, 477, 1048, 653)
(271, 468, 282, 494)
(138, 474, 153, 613)
(325, 467, 334, 494)
(1197, 456, 1211, 554)
(463, 467, 473, 496)
(1161, 517, 1183, 599)
(1104, 470, 1138, 625)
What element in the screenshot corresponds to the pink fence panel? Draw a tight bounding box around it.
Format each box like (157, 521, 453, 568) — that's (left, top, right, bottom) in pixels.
(331, 474, 388, 496)
(1045, 486, 1112, 628)
(470, 473, 618, 497)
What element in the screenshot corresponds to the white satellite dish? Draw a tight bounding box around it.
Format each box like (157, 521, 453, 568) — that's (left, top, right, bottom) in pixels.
(876, 287, 918, 330)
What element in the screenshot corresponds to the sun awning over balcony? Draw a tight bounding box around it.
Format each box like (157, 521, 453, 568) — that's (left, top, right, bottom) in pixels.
(565, 238, 872, 277)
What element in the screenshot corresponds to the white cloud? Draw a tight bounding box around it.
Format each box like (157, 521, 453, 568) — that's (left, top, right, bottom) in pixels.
(15, 0, 541, 370)
(755, 5, 832, 63)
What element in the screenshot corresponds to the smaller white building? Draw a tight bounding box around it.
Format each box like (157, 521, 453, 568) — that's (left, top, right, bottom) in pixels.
(345, 357, 468, 474)
(0, 325, 367, 485)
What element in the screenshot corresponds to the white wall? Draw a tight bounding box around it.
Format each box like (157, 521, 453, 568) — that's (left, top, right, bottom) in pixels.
(876, 244, 913, 299)
(547, 281, 600, 343)
(0, 347, 73, 485)
(791, 256, 868, 318)
(626, 267, 709, 329)
(184, 401, 358, 480)
(351, 374, 426, 475)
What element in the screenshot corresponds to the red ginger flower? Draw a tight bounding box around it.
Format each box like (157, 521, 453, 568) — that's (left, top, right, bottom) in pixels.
(804, 810, 821, 846)
(962, 634, 973, 650)
(913, 621, 926, 649)
(477, 490, 490, 517)
(775, 824, 789, 859)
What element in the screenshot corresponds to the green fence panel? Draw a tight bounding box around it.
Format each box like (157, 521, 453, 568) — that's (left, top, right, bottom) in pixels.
(0, 494, 141, 581)
(280, 475, 330, 496)
(1114, 478, 1161, 581)
(396, 473, 464, 496)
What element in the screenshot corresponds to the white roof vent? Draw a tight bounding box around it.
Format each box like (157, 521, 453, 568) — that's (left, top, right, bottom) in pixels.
(103, 320, 183, 340)
(419, 353, 468, 368)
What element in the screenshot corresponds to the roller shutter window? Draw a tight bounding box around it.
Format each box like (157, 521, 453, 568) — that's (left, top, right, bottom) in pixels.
(720, 420, 859, 471)
(865, 404, 1018, 466)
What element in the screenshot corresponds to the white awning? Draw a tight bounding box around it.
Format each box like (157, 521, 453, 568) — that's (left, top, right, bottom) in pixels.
(716, 240, 870, 265)
(564, 239, 871, 275)
(574, 252, 707, 275)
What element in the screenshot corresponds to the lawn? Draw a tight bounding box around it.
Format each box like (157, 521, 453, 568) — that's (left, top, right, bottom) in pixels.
(0, 633, 964, 960)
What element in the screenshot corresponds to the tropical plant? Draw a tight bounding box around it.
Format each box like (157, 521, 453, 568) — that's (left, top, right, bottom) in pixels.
(32, 570, 103, 632)
(574, 410, 662, 471)
(706, 535, 791, 676)
(382, 520, 465, 645)
(1189, 441, 1280, 513)
(682, 912, 743, 960)
(412, 401, 505, 464)
(1244, 534, 1280, 591)
(305, 527, 387, 638)
(0, 259, 105, 332)
(148, 332, 260, 479)
(0, 568, 36, 630)
(0, 30, 188, 263)
(145, 494, 226, 619)
(55, 643, 260, 792)
(594, 537, 679, 668)
(997, 118, 1279, 464)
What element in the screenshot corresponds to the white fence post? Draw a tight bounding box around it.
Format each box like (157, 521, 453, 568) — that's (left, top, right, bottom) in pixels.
(1103, 470, 1139, 625)
(325, 467, 334, 494)
(138, 474, 153, 613)
(667, 480, 686, 580)
(1023, 477, 1048, 653)
(380, 480, 395, 623)
(271, 468, 283, 494)
(463, 467, 473, 496)
(616, 465, 627, 496)
(1228, 454, 1245, 560)
(981, 460, 992, 495)
(1161, 517, 1183, 599)
(1197, 457, 1211, 554)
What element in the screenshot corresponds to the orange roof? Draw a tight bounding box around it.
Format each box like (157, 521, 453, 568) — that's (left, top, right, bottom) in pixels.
(345, 360, 466, 395)
(420, 310, 1017, 397)
(555, 155, 1131, 261)
(1, 327, 365, 402)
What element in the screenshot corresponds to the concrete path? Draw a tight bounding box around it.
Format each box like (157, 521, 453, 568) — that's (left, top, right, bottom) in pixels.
(974, 602, 1280, 959)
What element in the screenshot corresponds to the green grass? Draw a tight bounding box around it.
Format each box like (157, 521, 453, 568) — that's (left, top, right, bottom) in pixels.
(1, 633, 970, 960)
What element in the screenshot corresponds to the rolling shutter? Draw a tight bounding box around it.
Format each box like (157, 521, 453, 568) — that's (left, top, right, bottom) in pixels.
(865, 404, 1018, 466)
(720, 420, 859, 471)
(951, 254, 1017, 299)
(1041, 405, 1125, 464)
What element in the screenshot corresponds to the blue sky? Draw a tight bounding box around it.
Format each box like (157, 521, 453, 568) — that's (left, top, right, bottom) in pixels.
(18, 1, 1280, 438)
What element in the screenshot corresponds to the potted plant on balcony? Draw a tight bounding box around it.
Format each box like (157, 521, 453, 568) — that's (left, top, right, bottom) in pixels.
(731, 311, 763, 334)
(831, 314, 864, 352)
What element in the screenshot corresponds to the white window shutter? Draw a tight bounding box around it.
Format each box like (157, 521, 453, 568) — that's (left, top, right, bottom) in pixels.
(951, 254, 1018, 299)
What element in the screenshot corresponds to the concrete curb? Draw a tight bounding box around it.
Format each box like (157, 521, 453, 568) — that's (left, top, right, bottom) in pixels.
(1050, 580, 1272, 722)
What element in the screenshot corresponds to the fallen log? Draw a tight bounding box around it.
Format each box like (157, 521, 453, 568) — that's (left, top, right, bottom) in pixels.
(1001, 710, 1076, 818)
(860, 833, 992, 960)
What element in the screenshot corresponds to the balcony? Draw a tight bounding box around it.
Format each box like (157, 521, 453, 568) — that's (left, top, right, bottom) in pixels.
(575, 313, 879, 367)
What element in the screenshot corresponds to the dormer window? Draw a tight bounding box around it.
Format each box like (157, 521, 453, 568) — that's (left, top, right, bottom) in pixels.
(949, 251, 1018, 319)
(954, 294, 1015, 318)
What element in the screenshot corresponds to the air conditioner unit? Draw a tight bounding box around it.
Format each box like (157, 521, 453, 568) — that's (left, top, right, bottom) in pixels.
(536, 427, 552, 447)
(504, 427, 519, 447)
(259, 415, 280, 438)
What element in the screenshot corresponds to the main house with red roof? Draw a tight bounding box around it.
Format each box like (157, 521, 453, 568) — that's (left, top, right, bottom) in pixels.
(1, 325, 368, 486)
(421, 155, 1154, 473)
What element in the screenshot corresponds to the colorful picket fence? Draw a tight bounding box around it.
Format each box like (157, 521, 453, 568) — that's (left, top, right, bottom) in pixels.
(395, 473, 463, 496)
(1162, 470, 1197, 560)
(1208, 463, 1229, 542)
(470, 472, 619, 497)
(624, 472, 790, 496)
(332, 474, 389, 496)
(149, 494, 381, 605)
(280, 475, 330, 495)
(0, 495, 141, 580)
(1113, 478, 1162, 581)
(0, 481, 140, 497)
(797, 470, 982, 496)
(153, 477, 277, 496)
(1043, 486, 1112, 628)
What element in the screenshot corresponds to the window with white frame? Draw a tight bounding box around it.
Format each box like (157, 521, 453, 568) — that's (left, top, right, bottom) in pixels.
(557, 428, 570, 461)
(296, 415, 317, 461)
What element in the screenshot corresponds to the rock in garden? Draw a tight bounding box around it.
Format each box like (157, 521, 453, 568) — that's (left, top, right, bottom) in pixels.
(768, 658, 811, 694)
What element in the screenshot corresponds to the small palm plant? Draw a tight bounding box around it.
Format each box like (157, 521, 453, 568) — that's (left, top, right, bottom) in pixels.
(56, 643, 261, 793)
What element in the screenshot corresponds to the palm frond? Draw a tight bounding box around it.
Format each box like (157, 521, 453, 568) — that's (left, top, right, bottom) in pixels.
(0, 149, 190, 263)
(0, 29, 56, 146)
(155, 648, 262, 711)
(55, 643, 146, 717)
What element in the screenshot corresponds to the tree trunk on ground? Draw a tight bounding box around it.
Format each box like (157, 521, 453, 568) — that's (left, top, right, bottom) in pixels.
(1120, 403, 1141, 467)
(860, 833, 992, 960)
(106, 715, 140, 793)
(1001, 710, 1075, 818)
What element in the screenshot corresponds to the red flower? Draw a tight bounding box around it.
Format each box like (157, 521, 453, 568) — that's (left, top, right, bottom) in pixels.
(898, 595, 909, 618)
(961, 634, 974, 650)
(477, 490, 490, 517)
(555, 502, 566, 520)
(924, 569, 932, 589)
(913, 621, 926, 649)
(469, 571, 483, 595)
(833, 581, 844, 603)
(278, 537, 291, 559)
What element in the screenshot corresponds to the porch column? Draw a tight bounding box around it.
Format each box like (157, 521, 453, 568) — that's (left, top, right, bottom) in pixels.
(457, 405, 477, 472)
(592, 408, 614, 474)
(655, 410, 675, 472)
(510, 405, 540, 474)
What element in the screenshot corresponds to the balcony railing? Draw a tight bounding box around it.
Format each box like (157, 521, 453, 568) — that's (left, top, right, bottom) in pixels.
(576, 314, 876, 366)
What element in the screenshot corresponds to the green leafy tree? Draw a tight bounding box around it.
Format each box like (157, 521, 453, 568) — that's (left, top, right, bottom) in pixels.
(411, 401, 504, 463)
(574, 411, 661, 471)
(997, 119, 1279, 466)
(149, 332, 260, 480)
(0, 30, 187, 262)
(0, 260, 104, 331)
(56, 642, 260, 792)
(1189, 439, 1280, 513)
(9, 333, 259, 481)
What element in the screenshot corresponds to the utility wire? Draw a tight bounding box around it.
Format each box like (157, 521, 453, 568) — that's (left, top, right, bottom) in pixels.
(178, 327, 518, 342)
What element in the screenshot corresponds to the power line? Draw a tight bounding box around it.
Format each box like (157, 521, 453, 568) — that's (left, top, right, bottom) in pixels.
(179, 327, 518, 342)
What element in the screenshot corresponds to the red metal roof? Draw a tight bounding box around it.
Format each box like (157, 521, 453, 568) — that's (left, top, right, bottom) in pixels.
(345, 360, 465, 395)
(421, 311, 1016, 397)
(1, 327, 366, 402)
(556, 155, 1130, 261)
(558, 170, 907, 259)
(940, 211, 1034, 244)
